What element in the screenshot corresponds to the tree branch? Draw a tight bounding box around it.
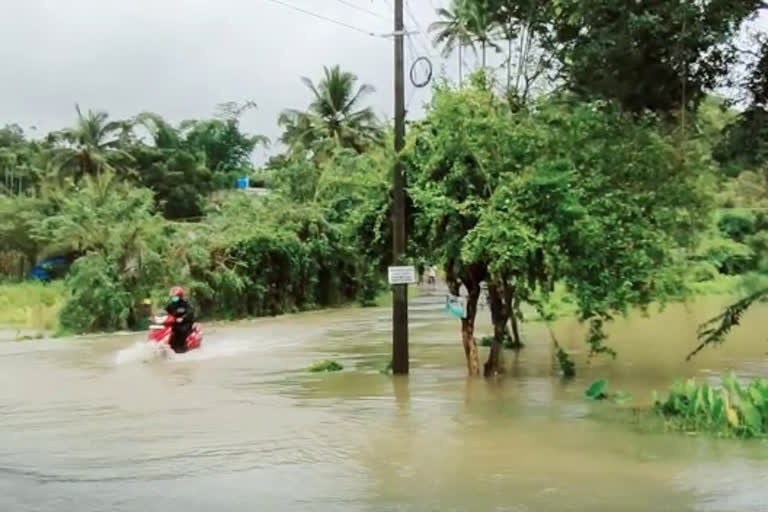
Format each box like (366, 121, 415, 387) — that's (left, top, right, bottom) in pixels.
(686, 286, 768, 361)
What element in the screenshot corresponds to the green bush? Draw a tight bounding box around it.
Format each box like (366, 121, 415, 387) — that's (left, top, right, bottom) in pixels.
(59, 250, 168, 333)
(717, 210, 756, 242)
(689, 261, 720, 282)
(698, 238, 755, 275)
(59, 254, 134, 333)
(180, 197, 370, 320)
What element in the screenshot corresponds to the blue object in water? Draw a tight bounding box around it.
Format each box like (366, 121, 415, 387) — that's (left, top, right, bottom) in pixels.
(236, 177, 249, 189)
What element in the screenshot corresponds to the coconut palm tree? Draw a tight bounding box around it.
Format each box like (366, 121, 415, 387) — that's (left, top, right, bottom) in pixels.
(429, 1, 473, 86)
(135, 112, 182, 150)
(279, 65, 382, 154)
(48, 104, 133, 180)
(463, 1, 500, 69)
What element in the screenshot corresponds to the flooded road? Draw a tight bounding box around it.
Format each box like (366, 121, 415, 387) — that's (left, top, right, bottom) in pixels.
(1, 291, 768, 511)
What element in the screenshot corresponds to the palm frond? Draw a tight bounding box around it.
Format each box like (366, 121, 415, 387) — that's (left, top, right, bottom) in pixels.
(300, 76, 323, 104)
(343, 84, 376, 114)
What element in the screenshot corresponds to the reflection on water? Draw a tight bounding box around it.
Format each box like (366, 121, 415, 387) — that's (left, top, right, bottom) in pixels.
(0, 297, 767, 511)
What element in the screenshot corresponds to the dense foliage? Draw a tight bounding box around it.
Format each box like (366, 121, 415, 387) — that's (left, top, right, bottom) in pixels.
(2, 1, 768, 376)
(406, 75, 710, 375)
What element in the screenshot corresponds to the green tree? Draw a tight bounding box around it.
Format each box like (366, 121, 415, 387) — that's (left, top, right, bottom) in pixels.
(483, 0, 553, 103)
(40, 172, 169, 332)
(0, 194, 50, 274)
(407, 79, 710, 376)
(715, 37, 768, 172)
(429, 1, 473, 85)
(0, 124, 25, 148)
(128, 112, 212, 219)
(124, 109, 267, 219)
(279, 66, 382, 155)
(499, 0, 757, 114)
(463, 0, 500, 69)
(0, 125, 48, 195)
(48, 105, 133, 180)
(182, 111, 268, 180)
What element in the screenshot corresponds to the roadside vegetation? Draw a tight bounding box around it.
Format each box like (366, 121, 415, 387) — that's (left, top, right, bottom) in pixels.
(2, 1, 768, 400)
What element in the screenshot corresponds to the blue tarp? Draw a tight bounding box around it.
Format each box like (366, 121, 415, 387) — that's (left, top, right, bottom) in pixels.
(28, 257, 72, 281)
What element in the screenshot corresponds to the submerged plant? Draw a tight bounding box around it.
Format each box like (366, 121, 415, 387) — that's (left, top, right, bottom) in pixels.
(556, 347, 576, 378)
(585, 379, 608, 400)
(307, 359, 344, 373)
(654, 373, 768, 438)
(585, 379, 632, 404)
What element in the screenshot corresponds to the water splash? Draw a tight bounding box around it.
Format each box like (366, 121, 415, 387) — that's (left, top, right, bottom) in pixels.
(113, 341, 169, 365)
(176, 339, 253, 362)
(113, 336, 257, 366)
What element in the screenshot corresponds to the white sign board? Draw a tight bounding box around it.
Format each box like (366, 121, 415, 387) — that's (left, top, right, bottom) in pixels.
(388, 266, 417, 285)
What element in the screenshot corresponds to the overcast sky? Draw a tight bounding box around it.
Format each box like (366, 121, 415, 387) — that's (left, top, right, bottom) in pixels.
(1, 0, 766, 162)
(0, 0, 446, 161)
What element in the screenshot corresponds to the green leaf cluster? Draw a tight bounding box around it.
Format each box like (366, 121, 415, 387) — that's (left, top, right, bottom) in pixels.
(656, 373, 768, 438)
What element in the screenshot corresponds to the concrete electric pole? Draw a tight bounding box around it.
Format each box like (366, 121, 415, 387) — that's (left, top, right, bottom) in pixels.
(391, 0, 409, 375)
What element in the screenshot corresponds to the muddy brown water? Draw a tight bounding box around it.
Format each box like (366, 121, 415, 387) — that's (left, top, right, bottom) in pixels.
(1, 293, 767, 511)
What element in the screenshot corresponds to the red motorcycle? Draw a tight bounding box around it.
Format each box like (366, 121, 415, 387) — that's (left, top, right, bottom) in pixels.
(147, 312, 203, 353)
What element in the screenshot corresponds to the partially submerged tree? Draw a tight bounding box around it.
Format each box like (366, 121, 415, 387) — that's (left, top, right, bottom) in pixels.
(407, 77, 711, 376)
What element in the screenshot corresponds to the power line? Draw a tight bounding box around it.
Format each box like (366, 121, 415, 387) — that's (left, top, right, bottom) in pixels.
(260, 0, 383, 37)
(332, 0, 390, 21)
(404, 0, 432, 57)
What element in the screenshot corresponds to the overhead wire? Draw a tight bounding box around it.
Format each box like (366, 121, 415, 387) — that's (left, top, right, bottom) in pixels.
(332, 0, 390, 21)
(259, 0, 385, 38)
(404, 0, 434, 58)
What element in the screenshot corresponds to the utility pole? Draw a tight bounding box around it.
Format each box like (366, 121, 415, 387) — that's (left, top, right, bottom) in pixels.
(391, 0, 409, 375)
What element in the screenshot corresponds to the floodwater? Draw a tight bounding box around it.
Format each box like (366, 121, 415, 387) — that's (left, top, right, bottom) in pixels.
(1, 290, 768, 511)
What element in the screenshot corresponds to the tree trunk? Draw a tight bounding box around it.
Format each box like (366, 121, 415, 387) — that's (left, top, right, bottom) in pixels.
(448, 262, 484, 377)
(508, 296, 524, 350)
(458, 45, 463, 86)
(507, 37, 513, 92)
(23, 248, 38, 280)
(462, 282, 481, 376)
(482, 41, 487, 69)
(484, 283, 509, 377)
(515, 25, 527, 94)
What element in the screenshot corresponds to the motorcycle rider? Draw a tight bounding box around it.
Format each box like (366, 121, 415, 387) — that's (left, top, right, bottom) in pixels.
(164, 286, 195, 353)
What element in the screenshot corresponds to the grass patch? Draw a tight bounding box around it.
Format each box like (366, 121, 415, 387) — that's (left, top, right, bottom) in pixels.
(0, 281, 65, 332)
(307, 359, 344, 373)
